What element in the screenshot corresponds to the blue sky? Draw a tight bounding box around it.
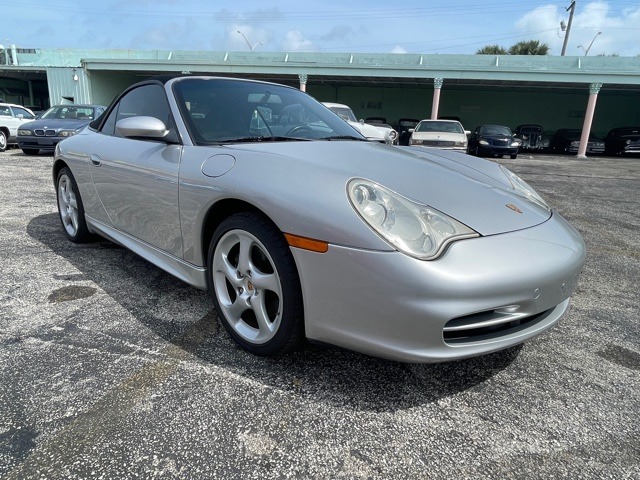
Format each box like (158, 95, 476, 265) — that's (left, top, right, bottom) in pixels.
(5, 1, 640, 56)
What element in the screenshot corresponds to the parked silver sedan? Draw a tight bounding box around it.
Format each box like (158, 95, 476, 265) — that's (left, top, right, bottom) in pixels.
(53, 76, 586, 363)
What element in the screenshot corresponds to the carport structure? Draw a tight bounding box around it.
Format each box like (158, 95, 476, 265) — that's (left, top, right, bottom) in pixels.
(4, 49, 640, 156)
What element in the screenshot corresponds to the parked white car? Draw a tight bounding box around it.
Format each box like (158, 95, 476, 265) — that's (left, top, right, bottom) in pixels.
(0, 103, 36, 151)
(409, 119, 469, 151)
(323, 102, 398, 144)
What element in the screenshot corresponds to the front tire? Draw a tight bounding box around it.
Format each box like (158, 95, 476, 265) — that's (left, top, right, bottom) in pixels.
(207, 212, 304, 356)
(56, 167, 91, 243)
(0, 131, 7, 152)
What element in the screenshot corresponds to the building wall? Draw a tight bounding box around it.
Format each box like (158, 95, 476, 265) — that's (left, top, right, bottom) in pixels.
(307, 84, 640, 137)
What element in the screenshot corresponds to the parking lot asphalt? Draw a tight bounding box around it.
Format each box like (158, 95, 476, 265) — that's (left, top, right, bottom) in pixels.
(0, 148, 638, 479)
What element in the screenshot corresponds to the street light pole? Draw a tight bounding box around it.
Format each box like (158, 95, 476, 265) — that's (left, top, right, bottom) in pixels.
(237, 31, 263, 52)
(578, 32, 602, 56)
(561, 1, 576, 56)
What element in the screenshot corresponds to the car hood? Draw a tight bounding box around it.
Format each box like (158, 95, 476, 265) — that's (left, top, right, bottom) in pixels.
(226, 141, 551, 236)
(480, 134, 513, 141)
(412, 131, 466, 142)
(20, 118, 91, 130)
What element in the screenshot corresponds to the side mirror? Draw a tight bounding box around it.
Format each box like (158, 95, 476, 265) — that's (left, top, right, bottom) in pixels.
(464, 130, 471, 135)
(408, 128, 415, 133)
(16, 114, 24, 119)
(116, 116, 169, 139)
(359, 119, 365, 124)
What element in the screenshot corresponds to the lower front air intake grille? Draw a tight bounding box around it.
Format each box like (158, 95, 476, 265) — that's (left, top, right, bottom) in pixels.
(443, 308, 553, 345)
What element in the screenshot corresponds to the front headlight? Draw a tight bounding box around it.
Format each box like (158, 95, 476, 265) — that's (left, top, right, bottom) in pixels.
(454, 141, 467, 148)
(510, 140, 522, 147)
(58, 130, 77, 137)
(347, 179, 478, 260)
(500, 165, 549, 210)
(19, 130, 32, 136)
(479, 139, 489, 145)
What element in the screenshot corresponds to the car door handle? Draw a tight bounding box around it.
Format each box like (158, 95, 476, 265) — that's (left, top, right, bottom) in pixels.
(90, 154, 102, 166)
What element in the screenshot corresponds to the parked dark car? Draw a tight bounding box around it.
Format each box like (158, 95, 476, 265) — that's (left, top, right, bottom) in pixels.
(603, 127, 640, 155)
(514, 124, 548, 151)
(467, 125, 521, 159)
(394, 118, 420, 146)
(17, 104, 106, 155)
(548, 129, 605, 155)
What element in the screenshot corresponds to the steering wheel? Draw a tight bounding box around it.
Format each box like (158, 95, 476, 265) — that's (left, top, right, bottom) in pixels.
(286, 125, 313, 136)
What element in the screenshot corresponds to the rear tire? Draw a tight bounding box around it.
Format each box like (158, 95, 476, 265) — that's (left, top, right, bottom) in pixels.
(0, 131, 7, 152)
(207, 211, 304, 356)
(56, 167, 91, 243)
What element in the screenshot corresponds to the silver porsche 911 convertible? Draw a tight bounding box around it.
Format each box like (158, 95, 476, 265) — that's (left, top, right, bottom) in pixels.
(53, 76, 586, 363)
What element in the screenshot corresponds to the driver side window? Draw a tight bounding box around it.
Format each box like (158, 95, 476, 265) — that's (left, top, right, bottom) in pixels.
(101, 84, 173, 137)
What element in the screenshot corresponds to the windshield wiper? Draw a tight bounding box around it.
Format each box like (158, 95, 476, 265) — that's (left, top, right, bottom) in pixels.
(321, 135, 367, 141)
(215, 136, 311, 144)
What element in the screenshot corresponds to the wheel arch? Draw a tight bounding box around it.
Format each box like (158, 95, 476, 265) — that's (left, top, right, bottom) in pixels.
(200, 198, 282, 266)
(52, 159, 69, 186)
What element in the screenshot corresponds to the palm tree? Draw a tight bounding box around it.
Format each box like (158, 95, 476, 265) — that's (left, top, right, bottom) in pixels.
(508, 40, 550, 55)
(476, 45, 507, 55)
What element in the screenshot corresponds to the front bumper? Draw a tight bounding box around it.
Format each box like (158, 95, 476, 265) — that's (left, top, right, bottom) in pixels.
(18, 136, 63, 152)
(292, 212, 585, 363)
(478, 145, 519, 156)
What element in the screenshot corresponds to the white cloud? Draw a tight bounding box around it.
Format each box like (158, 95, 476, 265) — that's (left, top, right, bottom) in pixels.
(282, 31, 314, 51)
(515, 2, 640, 56)
(391, 46, 408, 54)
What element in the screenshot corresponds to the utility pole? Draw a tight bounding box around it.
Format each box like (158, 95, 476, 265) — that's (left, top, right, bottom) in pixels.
(561, 1, 576, 56)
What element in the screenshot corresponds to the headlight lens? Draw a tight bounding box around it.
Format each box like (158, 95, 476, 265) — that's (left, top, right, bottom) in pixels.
(347, 179, 478, 260)
(510, 140, 521, 147)
(58, 130, 77, 137)
(479, 139, 489, 145)
(454, 141, 467, 148)
(500, 166, 549, 210)
(19, 130, 32, 136)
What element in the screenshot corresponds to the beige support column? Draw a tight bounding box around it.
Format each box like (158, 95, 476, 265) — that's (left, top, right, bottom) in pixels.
(431, 78, 443, 119)
(577, 82, 602, 158)
(298, 74, 308, 92)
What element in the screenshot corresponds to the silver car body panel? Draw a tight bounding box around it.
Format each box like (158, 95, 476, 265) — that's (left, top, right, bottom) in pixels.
(293, 212, 584, 362)
(53, 76, 586, 362)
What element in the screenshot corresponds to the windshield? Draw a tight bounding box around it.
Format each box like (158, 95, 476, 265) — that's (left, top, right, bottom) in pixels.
(173, 79, 365, 144)
(416, 121, 464, 134)
(480, 125, 512, 136)
(41, 106, 96, 120)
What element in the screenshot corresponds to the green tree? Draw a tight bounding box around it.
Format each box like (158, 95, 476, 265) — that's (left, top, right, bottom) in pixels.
(476, 45, 507, 55)
(508, 40, 550, 55)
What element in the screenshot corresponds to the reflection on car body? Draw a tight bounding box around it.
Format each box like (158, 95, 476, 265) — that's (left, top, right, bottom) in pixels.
(52, 76, 586, 363)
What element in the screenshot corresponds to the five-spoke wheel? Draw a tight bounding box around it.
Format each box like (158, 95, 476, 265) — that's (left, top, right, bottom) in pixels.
(56, 167, 90, 243)
(208, 212, 303, 355)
